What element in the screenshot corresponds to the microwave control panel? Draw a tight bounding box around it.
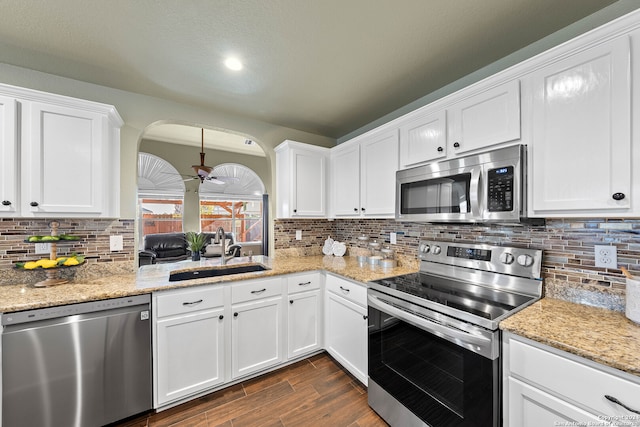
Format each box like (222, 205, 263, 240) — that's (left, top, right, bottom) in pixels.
(487, 166, 514, 212)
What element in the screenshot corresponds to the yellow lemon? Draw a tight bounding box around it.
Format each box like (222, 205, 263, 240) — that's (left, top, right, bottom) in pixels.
(23, 261, 38, 270)
(35, 259, 50, 267)
(63, 258, 79, 266)
(41, 260, 58, 269)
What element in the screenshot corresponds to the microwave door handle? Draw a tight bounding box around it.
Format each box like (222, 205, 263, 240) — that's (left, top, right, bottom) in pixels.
(368, 293, 494, 358)
(469, 167, 482, 217)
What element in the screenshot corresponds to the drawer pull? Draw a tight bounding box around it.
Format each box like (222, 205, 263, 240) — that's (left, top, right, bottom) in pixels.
(250, 288, 267, 294)
(339, 286, 350, 293)
(298, 281, 311, 286)
(605, 395, 640, 415)
(182, 299, 203, 306)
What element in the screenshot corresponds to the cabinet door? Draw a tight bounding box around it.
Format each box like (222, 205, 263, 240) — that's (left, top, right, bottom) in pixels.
(156, 307, 225, 406)
(399, 109, 447, 168)
(449, 79, 520, 155)
(292, 148, 326, 216)
(507, 377, 603, 427)
(325, 292, 368, 385)
(331, 143, 361, 216)
(21, 101, 106, 215)
(0, 95, 18, 215)
(360, 129, 399, 217)
(287, 290, 322, 359)
(232, 296, 284, 379)
(530, 37, 630, 214)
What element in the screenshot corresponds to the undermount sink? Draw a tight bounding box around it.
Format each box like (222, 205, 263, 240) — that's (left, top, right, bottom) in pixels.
(169, 264, 269, 282)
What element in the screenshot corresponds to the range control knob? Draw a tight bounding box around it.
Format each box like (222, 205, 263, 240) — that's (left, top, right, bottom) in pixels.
(419, 243, 430, 254)
(517, 254, 534, 267)
(431, 245, 442, 255)
(500, 253, 515, 265)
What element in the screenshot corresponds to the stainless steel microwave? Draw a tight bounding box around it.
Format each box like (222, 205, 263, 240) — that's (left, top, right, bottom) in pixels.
(396, 144, 532, 223)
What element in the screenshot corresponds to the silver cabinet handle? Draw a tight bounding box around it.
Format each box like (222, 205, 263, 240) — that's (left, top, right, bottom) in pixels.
(182, 299, 203, 306)
(298, 281, 311, 286)
(250, 288, 267, 294)
(605, 395, 640, 414)
(339, 286, 350, 293)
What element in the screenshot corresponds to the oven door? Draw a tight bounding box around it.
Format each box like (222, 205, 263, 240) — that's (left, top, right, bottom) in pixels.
(368, 289, 500, 427)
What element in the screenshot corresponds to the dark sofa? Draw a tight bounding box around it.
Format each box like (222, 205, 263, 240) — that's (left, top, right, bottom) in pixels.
(138, 232, 241, 267)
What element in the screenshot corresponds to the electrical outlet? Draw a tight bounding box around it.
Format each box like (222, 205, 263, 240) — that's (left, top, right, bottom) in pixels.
(110, 235, 124, 251)
(390, 232, 397, 244)
(595, 245, 617, 268)
(295, 230, 302, 240)
(35, 243, 50, 254)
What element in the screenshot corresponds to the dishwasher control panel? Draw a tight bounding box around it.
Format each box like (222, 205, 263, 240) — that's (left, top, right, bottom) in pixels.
(2, 294, 151, 326)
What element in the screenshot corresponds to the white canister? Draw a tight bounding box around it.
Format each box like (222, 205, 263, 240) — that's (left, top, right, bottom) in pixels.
(626, 278, 640, 324)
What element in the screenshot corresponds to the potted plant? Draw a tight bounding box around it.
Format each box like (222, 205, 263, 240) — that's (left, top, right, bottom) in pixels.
(185, 231, 207, 261)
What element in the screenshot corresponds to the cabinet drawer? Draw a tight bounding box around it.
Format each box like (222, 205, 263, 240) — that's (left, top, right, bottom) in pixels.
(232, 278, 283, 304)
(287, 272, 321, 294)
(509, 337, 640, 416)
(325, 274, 366, 307)
(155, 286, 224, 318)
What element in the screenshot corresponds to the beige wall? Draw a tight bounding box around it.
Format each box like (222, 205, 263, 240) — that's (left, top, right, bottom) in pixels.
(0, 62, 336, 253)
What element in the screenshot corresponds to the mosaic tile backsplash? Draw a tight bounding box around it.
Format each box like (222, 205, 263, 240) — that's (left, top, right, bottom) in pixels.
(0, 218, 136, 285)
(1, 217, 638, 311)
(275, 218, 640, 311)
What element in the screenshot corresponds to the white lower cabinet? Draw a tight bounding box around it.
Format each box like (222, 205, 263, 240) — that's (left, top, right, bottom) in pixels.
(231, 278, 285, 379)
(153, 272, 367, 409)
(324, 274, 368, 385)
(154, 286, 226, 407)
(504, 332, 640, 426)
(287, 272, 323, 359)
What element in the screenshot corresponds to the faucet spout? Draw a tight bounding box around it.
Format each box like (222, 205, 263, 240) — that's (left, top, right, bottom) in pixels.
(216, 226, 233, 265)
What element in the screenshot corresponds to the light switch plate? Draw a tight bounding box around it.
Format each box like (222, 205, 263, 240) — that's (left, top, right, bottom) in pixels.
(110, 235, 124, 251)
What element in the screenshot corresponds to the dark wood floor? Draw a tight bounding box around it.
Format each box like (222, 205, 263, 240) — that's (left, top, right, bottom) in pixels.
(116, 352, 388, 427)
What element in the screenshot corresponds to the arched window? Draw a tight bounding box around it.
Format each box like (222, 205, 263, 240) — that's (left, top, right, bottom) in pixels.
(137, 153, 185, 244)
(199, 163, 266, 254)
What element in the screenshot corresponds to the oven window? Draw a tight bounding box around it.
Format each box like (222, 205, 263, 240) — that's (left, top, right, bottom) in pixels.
(368, 307, 498, 426)
(400, 173, 471, 215)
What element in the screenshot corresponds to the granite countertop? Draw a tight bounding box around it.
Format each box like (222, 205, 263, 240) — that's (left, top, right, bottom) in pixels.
(0, 255, 417, 313)
(500, 297, 640, 377)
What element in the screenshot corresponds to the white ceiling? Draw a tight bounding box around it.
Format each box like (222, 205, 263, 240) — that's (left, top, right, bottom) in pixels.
(0, 0, 623, 139)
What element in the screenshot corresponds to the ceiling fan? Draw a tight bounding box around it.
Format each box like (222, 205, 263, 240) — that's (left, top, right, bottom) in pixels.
(171, 128, 240, 185)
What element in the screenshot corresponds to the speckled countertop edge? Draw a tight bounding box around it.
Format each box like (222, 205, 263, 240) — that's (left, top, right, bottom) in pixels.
(0, 255, 418, 313)
(500, 297, 640, 377)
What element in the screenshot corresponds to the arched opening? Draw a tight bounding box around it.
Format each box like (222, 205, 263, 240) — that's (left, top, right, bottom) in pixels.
(136, 123, 270, 261)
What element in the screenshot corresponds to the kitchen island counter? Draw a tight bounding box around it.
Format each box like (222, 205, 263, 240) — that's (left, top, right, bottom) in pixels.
(500, 297, 640, 377)
(0, 255, 417, 313)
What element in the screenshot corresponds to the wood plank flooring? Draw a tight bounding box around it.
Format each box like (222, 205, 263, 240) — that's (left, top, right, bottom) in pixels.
(114, 352, 388, 427)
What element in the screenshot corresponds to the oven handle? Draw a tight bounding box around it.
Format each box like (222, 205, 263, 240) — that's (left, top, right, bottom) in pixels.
(368, 293, 498, 359)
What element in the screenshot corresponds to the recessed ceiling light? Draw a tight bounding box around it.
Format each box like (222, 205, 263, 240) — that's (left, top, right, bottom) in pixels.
(224, 57, 243, 71)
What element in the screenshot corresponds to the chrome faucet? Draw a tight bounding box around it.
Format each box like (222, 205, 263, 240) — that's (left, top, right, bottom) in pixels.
(215, 226, 234, 265)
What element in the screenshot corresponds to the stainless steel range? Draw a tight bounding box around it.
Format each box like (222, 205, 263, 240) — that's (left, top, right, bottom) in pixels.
(367, 240, 543, 427)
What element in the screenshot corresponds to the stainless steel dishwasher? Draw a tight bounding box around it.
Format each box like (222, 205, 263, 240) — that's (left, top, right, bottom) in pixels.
(2, 294, 152, 427)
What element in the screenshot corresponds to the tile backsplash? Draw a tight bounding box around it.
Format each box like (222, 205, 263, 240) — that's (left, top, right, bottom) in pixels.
(275, 218, 640, 310)
(0, 218, 135, 285)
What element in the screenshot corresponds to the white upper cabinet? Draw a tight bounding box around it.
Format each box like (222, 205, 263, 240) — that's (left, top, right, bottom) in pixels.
(0, 83, 122, 218)
(397, 80, 520, 169)
(399, 109, 447, 168)
(330, 142, 361, 216)
(0, 95, 18, 216)
(527, 36, 631, 216)
(360, 129, 400, 216)
(330, 128, 399, 218)
(448, 79, 521, 156)
(275, 140, 328, 218)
